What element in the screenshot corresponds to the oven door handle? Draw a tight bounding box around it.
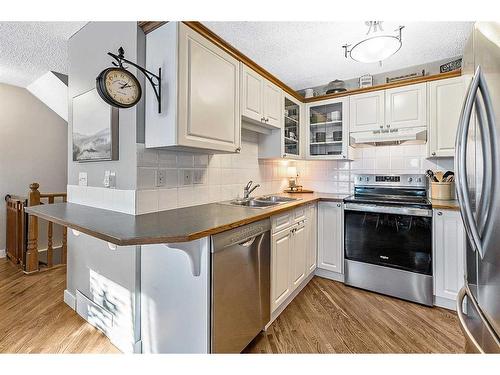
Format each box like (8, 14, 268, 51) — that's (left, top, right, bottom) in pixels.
(344, 203, 433, 217)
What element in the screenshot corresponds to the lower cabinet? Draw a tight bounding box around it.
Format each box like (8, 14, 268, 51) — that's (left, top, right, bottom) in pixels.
(317, 202, 344, 275)
(305, 203, 317, 276)
(433, 209, 466, 308)
(271, 204, 316, 312)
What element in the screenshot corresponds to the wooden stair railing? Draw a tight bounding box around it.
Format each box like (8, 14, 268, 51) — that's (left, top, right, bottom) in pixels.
(5, 182, 67, 274)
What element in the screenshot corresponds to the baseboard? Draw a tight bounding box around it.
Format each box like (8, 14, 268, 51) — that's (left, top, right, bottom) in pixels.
(433, 295, 456, 311)
(64, 289, 76, 310)
(314, 267, 345, 282)
(0, 249, 5, 258)
(266, 272, 315, 329)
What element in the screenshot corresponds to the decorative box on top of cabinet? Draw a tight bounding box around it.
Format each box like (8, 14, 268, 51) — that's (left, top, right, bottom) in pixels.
(258, 92, 303, 159)
(306, 97, 350, 160)
(427, 76, 469, 157)
(145, 22, 241, 153)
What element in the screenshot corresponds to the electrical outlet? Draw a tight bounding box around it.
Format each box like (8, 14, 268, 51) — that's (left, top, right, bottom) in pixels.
(103, 171, 111, 188)
(78, 172, 88, 186)
(109, 172, 116, 189)
(156, 169, 166, 187)
(181, 169, 193, 185)
(193, 169, 205, 185)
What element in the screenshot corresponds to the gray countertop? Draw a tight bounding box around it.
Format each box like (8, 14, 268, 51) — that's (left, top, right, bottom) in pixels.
(25, 193, 348, 246)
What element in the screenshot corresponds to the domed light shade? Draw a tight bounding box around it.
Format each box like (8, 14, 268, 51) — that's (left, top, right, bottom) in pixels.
(344, 25, 404, 64)
(349, 35, 402, 63)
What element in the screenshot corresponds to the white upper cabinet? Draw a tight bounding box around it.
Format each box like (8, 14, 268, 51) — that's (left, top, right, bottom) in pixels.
(428, 76, 468, 157)
(384, 83, 427, 129)
(146, 22, 241, 153)
(263, 81, 282, 128)
(241, 65, 282, 129)
(433, 209, 466, 306)
(306, 97, 350, 160)
(349, 90, 385, 132)
(317, 202, 343, 274)
(241, 65, 264, 123)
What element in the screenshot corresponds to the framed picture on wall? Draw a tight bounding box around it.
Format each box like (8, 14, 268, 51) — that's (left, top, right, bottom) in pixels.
(72, 88, 119, 162)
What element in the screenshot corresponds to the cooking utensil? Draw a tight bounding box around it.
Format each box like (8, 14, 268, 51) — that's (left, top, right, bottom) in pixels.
(426, 170, 439, 182)
(442, 171, 454, 180)
(435, 171, 444, 182)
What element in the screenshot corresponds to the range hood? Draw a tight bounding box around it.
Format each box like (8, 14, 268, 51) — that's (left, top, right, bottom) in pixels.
(350, 126, 427, 147)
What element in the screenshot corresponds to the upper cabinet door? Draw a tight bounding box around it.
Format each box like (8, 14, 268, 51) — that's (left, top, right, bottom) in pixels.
(263, 81, 282, 128)
(241, 65, 264, 123)
(349, 90, 385, 132)
(428, 76, 468, 157)
(177, 23, 241, 153)
(385, 83, 427, 129)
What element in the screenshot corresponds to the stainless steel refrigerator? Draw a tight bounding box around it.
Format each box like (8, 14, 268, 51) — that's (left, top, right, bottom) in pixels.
(455, 22, 500, 353)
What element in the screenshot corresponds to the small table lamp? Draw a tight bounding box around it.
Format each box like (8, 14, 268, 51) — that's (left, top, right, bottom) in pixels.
(287, 166, 298, 190)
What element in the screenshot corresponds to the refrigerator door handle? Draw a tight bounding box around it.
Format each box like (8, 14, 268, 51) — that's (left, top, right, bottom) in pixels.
(477, 68, 499, 253)
(455, 66, 485, 259)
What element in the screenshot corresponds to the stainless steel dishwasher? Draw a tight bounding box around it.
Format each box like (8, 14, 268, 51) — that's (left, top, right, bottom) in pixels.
(210, 219, 271, 353)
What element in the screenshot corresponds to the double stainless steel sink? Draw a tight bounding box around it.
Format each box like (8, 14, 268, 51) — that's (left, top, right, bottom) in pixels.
(220, 195, 301, 209)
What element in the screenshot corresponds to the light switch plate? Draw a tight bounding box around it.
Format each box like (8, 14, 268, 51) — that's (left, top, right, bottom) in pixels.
(193, 169, 205, 185)
(78, 172, 88, 186)
(103, 170, 110, 188)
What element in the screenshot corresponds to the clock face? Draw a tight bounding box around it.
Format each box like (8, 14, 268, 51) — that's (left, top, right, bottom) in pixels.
(97, 68, 142, 108)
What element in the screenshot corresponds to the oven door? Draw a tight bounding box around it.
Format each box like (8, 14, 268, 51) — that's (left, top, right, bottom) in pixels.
(344, 203, 433, 275)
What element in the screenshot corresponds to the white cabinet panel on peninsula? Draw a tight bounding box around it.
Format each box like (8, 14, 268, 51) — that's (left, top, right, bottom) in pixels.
(433, 209, 466, 310)
(146, 22, 241, 153)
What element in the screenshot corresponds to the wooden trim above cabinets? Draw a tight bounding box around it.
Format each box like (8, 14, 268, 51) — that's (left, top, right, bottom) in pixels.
(181, 21, 304, 102)
(304, 70, 462, 103)
(138, 21, 167, 34)
(138, 21, 462, 105)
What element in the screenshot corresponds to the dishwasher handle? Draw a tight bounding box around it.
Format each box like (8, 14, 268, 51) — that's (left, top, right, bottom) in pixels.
(211, 219, 271, 252)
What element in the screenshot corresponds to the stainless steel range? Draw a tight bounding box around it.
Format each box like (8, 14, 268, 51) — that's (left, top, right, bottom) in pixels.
(343, 174, 433, 306)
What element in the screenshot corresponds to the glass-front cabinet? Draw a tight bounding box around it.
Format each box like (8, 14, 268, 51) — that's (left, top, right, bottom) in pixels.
(306, 97, 349, 159)
(283, 94, 301, 158)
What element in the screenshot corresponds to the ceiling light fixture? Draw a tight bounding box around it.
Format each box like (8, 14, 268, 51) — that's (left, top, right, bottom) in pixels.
(343, 21, 405, 64)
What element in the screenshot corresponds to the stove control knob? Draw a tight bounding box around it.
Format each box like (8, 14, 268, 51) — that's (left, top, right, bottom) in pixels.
(407, 177, 413, 183)
(359, 177, 363, 181)
(417, 177, 422, 183)
(365, 177, 369, 182)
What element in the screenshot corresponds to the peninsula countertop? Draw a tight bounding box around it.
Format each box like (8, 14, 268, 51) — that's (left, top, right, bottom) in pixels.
(25, 193, 348, 246)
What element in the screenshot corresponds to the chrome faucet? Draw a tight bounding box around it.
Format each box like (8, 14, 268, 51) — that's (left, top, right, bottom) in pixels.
(243, 181, 260, 199)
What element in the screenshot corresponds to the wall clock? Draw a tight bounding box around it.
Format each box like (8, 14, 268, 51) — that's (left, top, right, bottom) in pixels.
(96, 47, 162, 113)
(96, 67, 142, 108)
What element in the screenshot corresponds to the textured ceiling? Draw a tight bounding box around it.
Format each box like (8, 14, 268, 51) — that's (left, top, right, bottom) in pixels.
(203, 21, 474, 90)
(0, 22, 87, 87)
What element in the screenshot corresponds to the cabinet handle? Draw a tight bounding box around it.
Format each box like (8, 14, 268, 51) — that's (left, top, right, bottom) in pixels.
(431, 152, 436, 156)
(283, 154, 287, 158)
(437, 211, 443, 216)
(235, 147, 241, 153)
(386, 124, 391, 128)
(380, 125, 384, 129)
(265, 118, 269, 123)
(337, 203, 341, 207)
(261, 117, 265, 122)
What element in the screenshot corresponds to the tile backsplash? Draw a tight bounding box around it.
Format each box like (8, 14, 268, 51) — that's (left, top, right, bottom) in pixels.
(136, 133, 454, 214)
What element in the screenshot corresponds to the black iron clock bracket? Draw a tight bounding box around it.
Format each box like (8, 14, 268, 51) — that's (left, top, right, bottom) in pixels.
(108, 47, 162, 113)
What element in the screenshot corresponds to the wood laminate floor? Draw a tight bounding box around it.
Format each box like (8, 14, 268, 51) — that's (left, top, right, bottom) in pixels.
(0, 259, 464, 353)
(0, 259, 119, 353)
(244, 276, 465, 353)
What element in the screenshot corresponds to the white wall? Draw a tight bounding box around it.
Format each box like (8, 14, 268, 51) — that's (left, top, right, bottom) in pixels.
(0, 83, 67, 251)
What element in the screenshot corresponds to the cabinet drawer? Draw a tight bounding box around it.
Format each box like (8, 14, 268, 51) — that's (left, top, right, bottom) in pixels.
(293, 206, 306, 223)
(272, 212, 292, 233)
